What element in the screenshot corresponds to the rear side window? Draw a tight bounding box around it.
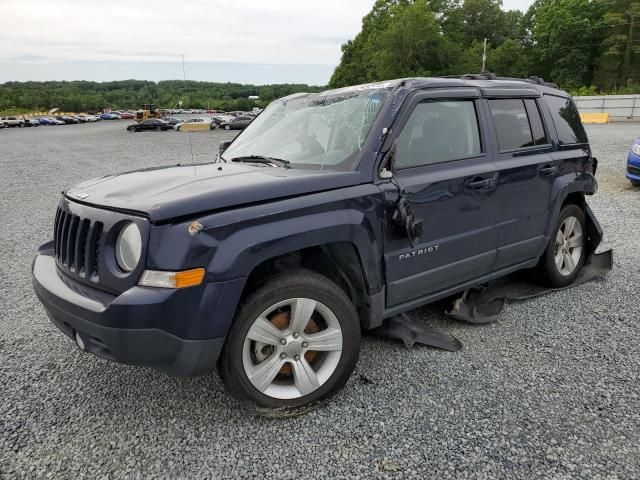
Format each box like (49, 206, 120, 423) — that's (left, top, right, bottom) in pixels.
(544, 94, 588, 145)
(524, 99, 548, 145)
(395, 100, 482, 169)
(489, 99, 535, 151)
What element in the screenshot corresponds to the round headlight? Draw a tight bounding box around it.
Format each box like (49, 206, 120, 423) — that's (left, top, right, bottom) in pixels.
(115, 223, 142, 272)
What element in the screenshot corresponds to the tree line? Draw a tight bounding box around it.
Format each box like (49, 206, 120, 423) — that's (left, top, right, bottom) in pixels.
(330, 0, 640, 94)
(0, 80, 323, 114)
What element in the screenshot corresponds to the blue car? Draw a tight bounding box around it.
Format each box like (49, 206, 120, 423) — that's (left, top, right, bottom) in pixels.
(627, 139, 640, 186)
(38, 117, 56, 125)
(100, 113, 120, 120)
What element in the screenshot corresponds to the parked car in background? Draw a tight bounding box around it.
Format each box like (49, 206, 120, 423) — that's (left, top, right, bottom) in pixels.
(1, 116, 25, 127)
(55, 116, 79, 125)
(24, 118, 40, 127)
(127, 119, 169, 132)
(211, 115, 235, 127)
(76, 114, 100, 123)
(161, 117, 183, 129)
(219, 116, 253, 130)
(100, 112, 120, 120)
(627, 138, 640, 186)
(175, 118, 211, 131)
(120, 112, 135, 120)
(37, 117, 56, 126)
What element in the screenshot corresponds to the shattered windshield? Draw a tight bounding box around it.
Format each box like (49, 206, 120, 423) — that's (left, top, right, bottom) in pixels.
(222, 87, 391, 170)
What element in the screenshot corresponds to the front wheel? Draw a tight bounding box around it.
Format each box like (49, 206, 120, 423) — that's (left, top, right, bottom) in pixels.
(219, 270, 360, 410)
(537, 204, 587, 287)
(224, 124, 231, 130)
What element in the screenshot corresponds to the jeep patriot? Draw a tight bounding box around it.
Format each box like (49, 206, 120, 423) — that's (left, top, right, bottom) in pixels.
(33, 75, 602, 409)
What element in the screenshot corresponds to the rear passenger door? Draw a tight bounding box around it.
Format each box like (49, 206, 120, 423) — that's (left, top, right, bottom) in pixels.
(485, 95, 556, 270)
(383, 89, 501, 307)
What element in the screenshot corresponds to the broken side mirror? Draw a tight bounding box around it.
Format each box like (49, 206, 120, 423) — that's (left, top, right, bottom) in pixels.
(393, 197, 423, 248)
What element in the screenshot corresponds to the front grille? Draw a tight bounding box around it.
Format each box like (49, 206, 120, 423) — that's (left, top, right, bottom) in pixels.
(628, 164, 640, 176)
(53, 207, 103, 281)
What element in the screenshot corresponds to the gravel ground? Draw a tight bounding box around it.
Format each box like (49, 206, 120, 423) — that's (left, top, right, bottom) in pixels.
(1, 121, 639, 479)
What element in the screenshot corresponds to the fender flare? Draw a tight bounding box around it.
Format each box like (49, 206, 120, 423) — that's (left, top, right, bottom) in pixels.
(207, 208, 384, 294)
(545, 178, 602, 255)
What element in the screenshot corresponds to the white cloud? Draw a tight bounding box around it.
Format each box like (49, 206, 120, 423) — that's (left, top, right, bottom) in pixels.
(0, 0, 374, 65)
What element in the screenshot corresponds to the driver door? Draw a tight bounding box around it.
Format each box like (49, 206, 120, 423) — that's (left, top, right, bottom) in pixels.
(383, 89, 500, 307)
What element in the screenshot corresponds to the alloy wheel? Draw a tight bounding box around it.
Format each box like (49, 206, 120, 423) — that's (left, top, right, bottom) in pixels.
(554, 215, 583, 276)
(242, 298, 343, 400)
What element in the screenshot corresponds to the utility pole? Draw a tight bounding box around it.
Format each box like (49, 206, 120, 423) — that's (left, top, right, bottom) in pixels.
(482, 38, 487, 72)
(182, 54, 187, 108)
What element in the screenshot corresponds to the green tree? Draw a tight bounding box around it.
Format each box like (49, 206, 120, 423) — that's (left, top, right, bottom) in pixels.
(528, 0, 603, 89)
(595, 0, 640, 90)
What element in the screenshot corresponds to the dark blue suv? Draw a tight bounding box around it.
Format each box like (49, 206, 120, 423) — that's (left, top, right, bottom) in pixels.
(33, 76, 602, 409)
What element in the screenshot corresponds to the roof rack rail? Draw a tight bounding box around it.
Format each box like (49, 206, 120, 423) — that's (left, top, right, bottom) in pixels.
(441, 73, 559, 89)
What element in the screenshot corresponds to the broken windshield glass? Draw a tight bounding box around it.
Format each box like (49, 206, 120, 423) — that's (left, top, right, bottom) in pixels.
(222, 87, 391, 171)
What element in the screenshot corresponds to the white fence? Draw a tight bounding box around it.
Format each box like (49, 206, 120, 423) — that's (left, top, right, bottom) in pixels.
(574, 94, 640, 121)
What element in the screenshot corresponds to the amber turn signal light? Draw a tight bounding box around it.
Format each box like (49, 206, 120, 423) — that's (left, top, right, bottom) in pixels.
(138, 268, 205, 289)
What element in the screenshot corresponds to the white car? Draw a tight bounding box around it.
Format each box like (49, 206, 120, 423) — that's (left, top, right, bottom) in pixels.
(1, 116, 25, 127)
(77, 114, 100, 122)
(175, 117, 212, 131)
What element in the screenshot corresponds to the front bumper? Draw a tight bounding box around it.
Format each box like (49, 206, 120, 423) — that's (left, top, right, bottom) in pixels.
(626, 151, 640, 183)
(32, 242, 244, 376)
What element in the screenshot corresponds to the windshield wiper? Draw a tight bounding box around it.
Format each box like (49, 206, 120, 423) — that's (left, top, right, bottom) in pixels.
(231, 155, 290, 168)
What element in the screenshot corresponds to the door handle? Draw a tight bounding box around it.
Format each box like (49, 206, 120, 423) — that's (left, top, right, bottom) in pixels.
(540, 164, 557, 175)
(467, 177, 493, 189)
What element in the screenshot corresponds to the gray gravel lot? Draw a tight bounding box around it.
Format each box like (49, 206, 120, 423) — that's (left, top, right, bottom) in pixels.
(1, 121, 639, 479)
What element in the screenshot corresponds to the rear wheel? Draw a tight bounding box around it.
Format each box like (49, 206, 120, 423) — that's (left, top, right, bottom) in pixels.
(537, 204, 586, 287)
(219, 270, 360, 410)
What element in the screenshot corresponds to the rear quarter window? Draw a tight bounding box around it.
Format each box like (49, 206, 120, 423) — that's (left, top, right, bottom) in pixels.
(544, 94, 588, 145)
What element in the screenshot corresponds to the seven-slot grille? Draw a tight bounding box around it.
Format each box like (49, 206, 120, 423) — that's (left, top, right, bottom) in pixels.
(53, 207, 103, 280)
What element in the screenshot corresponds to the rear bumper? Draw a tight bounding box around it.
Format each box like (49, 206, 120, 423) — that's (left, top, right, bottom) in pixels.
(32, 242, 243, 376)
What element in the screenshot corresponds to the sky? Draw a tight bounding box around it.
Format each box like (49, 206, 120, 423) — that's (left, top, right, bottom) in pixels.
(0, 0, 535, 86)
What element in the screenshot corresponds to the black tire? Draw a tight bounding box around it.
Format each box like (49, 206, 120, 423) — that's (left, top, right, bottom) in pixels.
(631, 180, 640, 187)
(127, 126, 135, 132)
(536, 203, 587, 288)
(224, 124, 231, 130)
(219, 270, 360, 411)
(4, 123, 9, 128)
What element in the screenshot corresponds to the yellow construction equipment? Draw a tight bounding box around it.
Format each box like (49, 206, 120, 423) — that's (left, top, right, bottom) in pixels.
(135, 104, 162, 122)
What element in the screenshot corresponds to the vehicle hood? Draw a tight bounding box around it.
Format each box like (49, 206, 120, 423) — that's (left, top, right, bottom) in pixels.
(66, 163, 366, 222)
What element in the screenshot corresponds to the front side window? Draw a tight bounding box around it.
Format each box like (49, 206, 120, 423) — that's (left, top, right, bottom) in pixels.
(222, 87, 391, 171)
(395, 100, 482, 169)
(544, 94, 588, 145)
